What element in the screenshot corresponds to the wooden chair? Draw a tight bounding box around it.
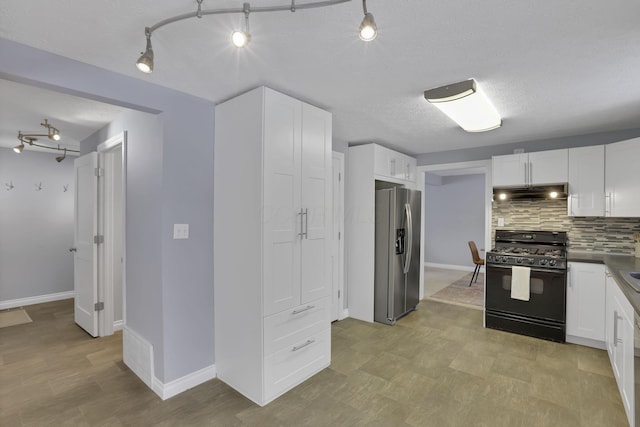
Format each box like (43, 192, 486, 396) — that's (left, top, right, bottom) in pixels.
(468, 241, 484, 286)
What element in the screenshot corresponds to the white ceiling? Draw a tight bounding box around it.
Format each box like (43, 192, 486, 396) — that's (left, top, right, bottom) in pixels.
(1, 0, 639, 156)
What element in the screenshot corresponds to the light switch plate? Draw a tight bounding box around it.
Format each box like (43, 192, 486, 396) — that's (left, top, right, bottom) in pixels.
(498, 218, 505, 227)
(173, 224, 189, 239)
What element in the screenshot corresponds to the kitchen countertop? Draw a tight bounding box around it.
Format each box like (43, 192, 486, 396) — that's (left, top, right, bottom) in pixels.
(569, 251, 640, 315)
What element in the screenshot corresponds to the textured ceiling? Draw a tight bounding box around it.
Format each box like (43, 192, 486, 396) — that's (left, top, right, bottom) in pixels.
(1, 0, 640, 155)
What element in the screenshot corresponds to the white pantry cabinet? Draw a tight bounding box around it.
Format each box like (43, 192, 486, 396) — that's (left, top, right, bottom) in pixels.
(605, 270, 634, 425)
(214, 87, 332, 406)
(566, 262, 605, 347)
(567, 145, 605, 217)
(605, 137, 640, 217)
(492, 149, 568, 187)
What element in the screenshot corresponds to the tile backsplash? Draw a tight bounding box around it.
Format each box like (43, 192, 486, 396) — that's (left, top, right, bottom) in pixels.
(492, 199, 640, 254)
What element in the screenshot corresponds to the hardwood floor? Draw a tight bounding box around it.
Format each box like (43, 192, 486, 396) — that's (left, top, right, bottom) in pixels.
(0, 298, 628, 426)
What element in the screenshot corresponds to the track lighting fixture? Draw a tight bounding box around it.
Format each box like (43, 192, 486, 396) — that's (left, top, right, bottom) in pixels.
(15, 119, 79, 161)
(135, 29, 154, 74)
(359, 0, 377, 41)
(135, 0, 372, 73)
(231, 3, 252, 48)
(55, 148, 67, 163)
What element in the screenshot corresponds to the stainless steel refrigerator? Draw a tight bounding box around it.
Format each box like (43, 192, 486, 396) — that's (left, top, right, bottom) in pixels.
(374, 187, 422, 325)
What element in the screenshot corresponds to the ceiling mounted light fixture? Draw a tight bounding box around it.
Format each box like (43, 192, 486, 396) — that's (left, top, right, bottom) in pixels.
(15, 119, 79, 161)
(358, 0, 377, 41)
(56, 148, 68, 163)
(231, 3, 252, 48)
(135, 0, 361, 73)
(423, 79, 502, 132)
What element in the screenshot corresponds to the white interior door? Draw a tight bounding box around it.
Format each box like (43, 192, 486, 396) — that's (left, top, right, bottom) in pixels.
(74, 152, 99, 337)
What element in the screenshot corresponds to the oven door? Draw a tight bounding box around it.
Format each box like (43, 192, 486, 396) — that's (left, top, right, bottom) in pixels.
(485, 264, 566, 322)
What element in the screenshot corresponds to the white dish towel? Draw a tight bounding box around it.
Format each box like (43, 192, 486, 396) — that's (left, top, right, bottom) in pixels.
(510, 266, 531, 301)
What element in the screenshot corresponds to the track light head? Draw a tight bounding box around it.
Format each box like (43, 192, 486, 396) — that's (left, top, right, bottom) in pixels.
(56, 148, 67, 163)
(136, 29, 154, 73)
(359, 12, 377, 41)
(13, 143, 24, 153)
(52, 130, 61, 141)
(231, 30, 251, 48)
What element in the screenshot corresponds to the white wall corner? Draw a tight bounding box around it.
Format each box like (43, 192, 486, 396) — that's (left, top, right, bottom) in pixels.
(113, 320, 124, 331)
(123, 326, 154, 390)
(340, 308, 349, 320)
(152, 364, 217, 400)
(0, 291, 75, 310)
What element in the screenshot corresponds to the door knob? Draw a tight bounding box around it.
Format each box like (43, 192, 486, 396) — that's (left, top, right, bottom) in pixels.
(69, 247, 77, 252)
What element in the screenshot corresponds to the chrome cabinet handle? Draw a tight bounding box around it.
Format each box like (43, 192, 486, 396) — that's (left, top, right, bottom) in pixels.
(291, 305, 314, 315)
(524, 162, 528, 185)
(298, 208, 305, 239)
(304, 208, 308, 239)
(529, 162, 533, 185)
(604, 192, 612, 216)
(69, 247, 77, 252)
(292, 339, 315, 352)
(614, 310, 622, 346)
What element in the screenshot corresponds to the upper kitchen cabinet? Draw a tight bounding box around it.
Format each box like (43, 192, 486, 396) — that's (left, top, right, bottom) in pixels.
(568, 145, 605, 216)
(492, 149, 568, 187)
(214, 87, 332, 406)
(605, 137, 640, 217)
(373, 144, 417, 184)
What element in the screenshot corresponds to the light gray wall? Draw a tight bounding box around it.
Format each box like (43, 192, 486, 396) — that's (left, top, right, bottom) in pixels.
(424, 174, 485, 267)
(416, 128, 640, 166)
(1, 37, 215, 384)
(0, 148, 74, 301)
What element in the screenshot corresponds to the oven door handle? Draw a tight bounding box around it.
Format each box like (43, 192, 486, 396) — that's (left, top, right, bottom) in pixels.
(487, 264, 566, 275)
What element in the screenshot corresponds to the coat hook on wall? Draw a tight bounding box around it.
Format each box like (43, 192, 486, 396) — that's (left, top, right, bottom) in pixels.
(63, 184, 69, 192)
(5, 181, 14, 191)
(35, 182, 43, 191)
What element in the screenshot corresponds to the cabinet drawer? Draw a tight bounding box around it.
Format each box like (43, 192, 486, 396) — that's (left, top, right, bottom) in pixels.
(264, 297, 329, 355)
(264, 328, 330, 402)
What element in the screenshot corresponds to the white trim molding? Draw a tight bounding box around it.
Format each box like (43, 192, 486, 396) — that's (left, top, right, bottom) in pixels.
(0, 291, 75, 310)
(424, 262, 476, 272)
(113, 320, 124, 331)
(152, 365, 217, 400)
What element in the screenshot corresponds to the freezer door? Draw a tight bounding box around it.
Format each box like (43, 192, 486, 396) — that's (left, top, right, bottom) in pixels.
(405, 189, 422, 310)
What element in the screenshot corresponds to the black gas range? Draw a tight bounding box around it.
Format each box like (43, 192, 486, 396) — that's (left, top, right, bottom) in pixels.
(485, 230, 568, 342)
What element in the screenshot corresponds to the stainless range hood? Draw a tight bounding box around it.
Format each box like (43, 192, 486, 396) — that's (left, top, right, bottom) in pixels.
(493, 183, 568, 201)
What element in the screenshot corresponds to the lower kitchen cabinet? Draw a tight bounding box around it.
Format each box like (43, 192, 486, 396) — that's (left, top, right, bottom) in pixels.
(566, 262, 606, 347)
(605, 270, 635, 426)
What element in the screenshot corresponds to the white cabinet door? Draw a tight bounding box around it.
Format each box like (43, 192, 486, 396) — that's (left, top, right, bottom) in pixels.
(528, 149, 568, 185)
(568, 145, 605, 216)
(373, 145, 391, 178)
(492, 153, 527, 187)
(619, 306, 634, 424)
(263, 90, 302, 316)
(566, 263, 605, 342)
(300, 103, 332, 304)
(605, 137, 640, 217)
(605, 272, 616, 359)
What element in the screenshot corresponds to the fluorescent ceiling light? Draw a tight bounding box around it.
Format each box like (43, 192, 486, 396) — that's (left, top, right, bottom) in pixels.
(424, 79, 502, 132)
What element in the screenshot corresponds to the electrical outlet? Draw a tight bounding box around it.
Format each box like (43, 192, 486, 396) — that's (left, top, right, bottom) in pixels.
(173, 224, 189, 239)
(498, 218, 505, 227)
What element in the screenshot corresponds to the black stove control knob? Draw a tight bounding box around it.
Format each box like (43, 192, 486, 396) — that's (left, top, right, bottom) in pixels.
(549, 259, 557, 267)
(540, 259, 548, 266)
(516, 258, 523, 264)
(528, 258, 535, 265)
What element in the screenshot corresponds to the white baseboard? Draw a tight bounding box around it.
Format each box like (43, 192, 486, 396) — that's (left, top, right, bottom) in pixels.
(113, 320, 124, 331)
(152, 364, 217, 400)
(0, 291, 75, 310)
(425, 262, 476, 272)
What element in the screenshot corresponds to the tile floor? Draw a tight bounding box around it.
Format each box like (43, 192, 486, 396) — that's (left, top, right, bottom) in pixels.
(0, 298, 629, 426)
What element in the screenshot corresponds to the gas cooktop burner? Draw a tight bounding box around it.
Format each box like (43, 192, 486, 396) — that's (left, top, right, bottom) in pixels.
(490, 247, 565, 257)
(488, 230, 568, 270)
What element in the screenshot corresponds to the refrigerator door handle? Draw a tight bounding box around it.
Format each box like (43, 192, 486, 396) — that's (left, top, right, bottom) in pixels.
(403, 203, 412, 274)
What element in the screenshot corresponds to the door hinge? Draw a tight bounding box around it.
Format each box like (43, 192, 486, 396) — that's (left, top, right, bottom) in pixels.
(94, 235, 104, 244)
(338, 231, 341, 240)
(339, 172, 341, 182)
(94, 167, 103, 177)
(94, 302, 104, 311)
(338, 290, 341, 298)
